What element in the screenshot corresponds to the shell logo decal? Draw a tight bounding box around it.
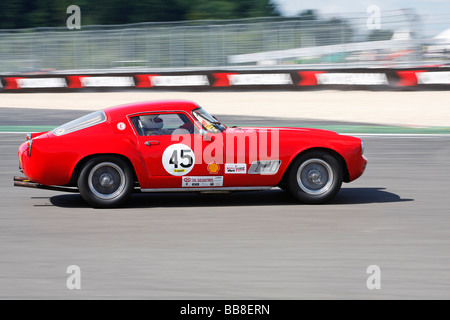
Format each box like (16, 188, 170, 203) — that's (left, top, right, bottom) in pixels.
(207, 162, 220, 174)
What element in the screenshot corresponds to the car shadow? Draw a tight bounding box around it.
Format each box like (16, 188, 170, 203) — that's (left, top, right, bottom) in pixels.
(48, 187, 413, 209)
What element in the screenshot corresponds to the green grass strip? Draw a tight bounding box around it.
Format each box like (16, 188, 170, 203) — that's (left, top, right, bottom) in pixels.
(0, 126, 56, 133)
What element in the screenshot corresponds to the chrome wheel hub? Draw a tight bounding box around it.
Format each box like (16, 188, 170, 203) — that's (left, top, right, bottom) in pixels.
(88, 162, 126, 200)
(99, 173, 114, 187)
(297, 158, 334, 195)
(308, 169, 322, 184)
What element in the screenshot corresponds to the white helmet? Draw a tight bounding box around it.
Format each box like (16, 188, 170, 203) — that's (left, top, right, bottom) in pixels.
(142, 115, 163, 130)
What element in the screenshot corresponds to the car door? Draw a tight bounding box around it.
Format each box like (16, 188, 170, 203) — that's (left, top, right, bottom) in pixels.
(223, 127, 281, 187)
(130, 111, 224, 189)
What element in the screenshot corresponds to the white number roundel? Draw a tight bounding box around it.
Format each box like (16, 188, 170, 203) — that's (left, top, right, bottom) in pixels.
(162, 144, 195, 176)
(117, 122, 126, 130)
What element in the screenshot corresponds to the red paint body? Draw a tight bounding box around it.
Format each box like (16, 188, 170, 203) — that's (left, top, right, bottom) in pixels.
(18, 100, 367, 190)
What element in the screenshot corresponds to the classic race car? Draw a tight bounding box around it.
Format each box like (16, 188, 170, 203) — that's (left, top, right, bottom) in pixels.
(15, 100, 367, 208)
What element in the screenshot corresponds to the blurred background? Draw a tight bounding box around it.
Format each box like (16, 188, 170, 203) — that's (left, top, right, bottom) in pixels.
(1, 0, 450, 74)
(1, 1, 450, 300)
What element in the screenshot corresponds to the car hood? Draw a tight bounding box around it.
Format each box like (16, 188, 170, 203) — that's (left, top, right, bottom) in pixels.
(225, 126, 339, 137)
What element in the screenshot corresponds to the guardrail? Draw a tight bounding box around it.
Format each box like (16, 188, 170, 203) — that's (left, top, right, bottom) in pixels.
(1, 67, 450, 92)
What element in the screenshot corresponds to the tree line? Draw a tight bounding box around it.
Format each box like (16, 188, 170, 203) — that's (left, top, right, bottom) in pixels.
(0, 0, 280, 29)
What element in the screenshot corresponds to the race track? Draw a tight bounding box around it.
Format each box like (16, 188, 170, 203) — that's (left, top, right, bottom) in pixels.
(0, 110, 449, 299)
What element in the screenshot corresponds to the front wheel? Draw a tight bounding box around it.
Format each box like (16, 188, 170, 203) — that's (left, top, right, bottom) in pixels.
(287, 151, 343, 204)
(77, 156, 134, 208)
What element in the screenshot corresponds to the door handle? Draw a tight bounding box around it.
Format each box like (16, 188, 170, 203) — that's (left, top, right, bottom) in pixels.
(145, 141, 160, 146)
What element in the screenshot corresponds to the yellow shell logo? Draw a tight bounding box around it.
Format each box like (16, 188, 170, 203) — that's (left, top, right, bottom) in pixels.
(207, 162, 220, 174)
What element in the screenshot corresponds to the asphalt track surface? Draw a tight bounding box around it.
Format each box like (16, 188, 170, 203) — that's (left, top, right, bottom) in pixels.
(0, 109, 449, 299)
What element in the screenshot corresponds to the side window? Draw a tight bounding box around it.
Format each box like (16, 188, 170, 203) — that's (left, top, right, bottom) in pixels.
(131, 113, 196, 136)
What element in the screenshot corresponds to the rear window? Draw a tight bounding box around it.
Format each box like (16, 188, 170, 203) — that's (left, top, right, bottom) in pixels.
(52, 111, 106, 136)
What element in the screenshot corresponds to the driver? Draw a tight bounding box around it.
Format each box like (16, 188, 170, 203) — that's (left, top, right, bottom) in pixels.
(141, 115, 164, 135)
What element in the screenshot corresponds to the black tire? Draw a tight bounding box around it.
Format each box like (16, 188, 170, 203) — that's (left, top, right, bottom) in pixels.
(77, 156, 134, 208)
(287, 151, 343, 204)
(277, 180, 289, 192)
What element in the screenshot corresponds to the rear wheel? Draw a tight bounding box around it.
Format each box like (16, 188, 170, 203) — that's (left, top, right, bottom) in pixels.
(287, 151, 343, 204)
(77, 156, 134, 208)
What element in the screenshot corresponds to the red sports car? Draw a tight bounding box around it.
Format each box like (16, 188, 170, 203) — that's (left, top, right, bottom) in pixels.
(15, 100, 367, 207)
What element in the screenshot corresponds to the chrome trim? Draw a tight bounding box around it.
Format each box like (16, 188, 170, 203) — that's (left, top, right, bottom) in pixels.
(144, 141, 160, 146)
(14, 181, 79, 193)
(248, 160, 281, 174)
(28, 139, 32, 157)
(140, 186, 273, 193)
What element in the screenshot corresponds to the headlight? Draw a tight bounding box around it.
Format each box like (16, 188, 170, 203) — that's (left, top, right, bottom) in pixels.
(361, 139, 364, 155)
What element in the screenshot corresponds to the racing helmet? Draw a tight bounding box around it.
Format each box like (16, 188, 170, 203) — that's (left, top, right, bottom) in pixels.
(142, 115, 163, 130)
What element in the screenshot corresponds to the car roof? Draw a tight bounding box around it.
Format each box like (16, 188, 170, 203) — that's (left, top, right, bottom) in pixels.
(104, 100, 201, 119)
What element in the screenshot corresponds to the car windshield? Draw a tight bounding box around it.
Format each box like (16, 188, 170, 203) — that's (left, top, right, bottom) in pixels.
(52, 110, 106, 136)
(192, 108, 226, 133)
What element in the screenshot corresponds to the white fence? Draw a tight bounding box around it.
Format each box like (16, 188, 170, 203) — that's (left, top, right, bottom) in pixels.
(0, 10, 449, 74)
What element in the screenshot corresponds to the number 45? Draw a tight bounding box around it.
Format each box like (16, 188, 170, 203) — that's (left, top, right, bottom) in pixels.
(169, 149, 193, 168)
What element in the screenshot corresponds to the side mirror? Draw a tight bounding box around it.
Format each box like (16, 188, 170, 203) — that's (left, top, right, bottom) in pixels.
(199, 129, 213, 142)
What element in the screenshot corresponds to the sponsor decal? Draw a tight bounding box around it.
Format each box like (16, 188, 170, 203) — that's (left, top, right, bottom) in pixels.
(228, 73, 293, 86)
(162, 144, 195, 176)
(224, 163, 247, 174)
(117, 122, 126, 130)
(136, 74, 209, 87)
(81, 76, 135, 87)
(417, 71, 450, 84)
(182, 176, 223, 187)
(6, 77, 67, 89)
(151, 75, 209, 86)
(207, 162, 220, 174)
(317, 73, 388, 85)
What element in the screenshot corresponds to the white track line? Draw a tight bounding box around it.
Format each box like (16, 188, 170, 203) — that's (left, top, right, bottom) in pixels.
(350, 133, 450, 138)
